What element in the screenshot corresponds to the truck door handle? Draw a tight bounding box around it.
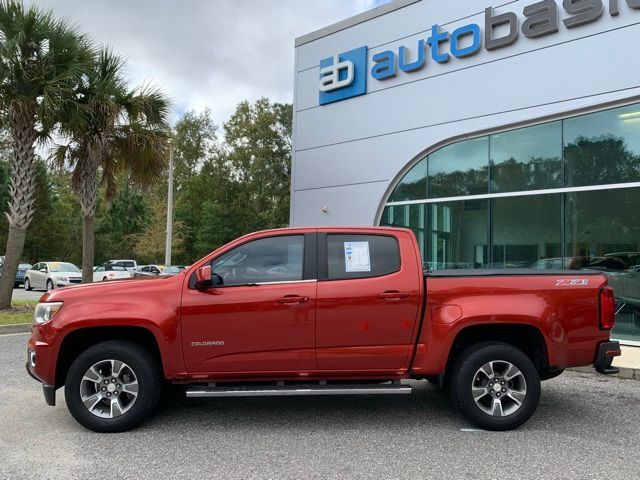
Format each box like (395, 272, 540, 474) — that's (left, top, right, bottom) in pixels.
(378, 291, 410, 300)
(277, 295, 309, 305)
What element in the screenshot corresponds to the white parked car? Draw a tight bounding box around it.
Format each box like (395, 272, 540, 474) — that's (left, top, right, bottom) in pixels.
(93, 263, 135, 282)
(24, 262, 82, 292)
(107, 259, 138, 272)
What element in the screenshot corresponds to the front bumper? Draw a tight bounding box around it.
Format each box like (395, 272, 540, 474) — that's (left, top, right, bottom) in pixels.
(55, 279, 82, 287)
(27, 334, 58, 406)
(594, 341, 621, 374)
(26, 361, 56, 406)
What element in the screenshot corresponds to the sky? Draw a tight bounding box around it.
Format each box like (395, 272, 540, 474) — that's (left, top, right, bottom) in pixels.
(27, 0, 389, 125)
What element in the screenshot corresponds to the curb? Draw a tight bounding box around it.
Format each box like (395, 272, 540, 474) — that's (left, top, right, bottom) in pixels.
(0, 323, 31, 335)
(568, 365, 638, 381)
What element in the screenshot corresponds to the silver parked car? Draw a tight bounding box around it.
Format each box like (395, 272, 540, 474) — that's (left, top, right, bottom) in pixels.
(135, 264, 182, 277)
(24, 262, 82, 292)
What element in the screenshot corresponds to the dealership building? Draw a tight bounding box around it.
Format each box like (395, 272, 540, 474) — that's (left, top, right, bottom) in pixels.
(291, 0, 640, 343)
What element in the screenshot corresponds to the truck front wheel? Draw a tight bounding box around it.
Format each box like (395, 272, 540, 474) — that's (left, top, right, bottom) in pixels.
(64, 340, 162, 432)
(450, 343, 541, 431)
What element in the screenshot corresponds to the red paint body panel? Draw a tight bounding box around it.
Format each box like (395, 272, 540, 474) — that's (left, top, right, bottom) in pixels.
(411, 274, 611, 376)
(26, 226, 614, 390)
(181, 281, 317, 372)
(316, 230, 423, 371)
(27, 275, 186, 386)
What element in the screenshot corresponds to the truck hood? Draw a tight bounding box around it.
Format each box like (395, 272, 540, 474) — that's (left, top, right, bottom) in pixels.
(40, 273, 185, 303)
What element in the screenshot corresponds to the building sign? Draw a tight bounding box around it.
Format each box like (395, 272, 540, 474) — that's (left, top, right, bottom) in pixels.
(318, 0, 639, 105)
(319, 46, 368, 105)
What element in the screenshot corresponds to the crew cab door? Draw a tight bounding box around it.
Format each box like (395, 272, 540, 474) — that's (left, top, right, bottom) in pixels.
(316, 231, 422, 371)
(181, 233, 317, 373)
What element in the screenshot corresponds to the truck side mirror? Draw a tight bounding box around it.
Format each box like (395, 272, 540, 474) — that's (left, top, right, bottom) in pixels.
(195, 265, 213, 290)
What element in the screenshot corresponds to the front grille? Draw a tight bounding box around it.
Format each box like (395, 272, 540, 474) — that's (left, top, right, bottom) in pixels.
(69, 279, 81, 284)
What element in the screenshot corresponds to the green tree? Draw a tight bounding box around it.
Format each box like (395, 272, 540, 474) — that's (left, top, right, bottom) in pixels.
(95, 180, 147, 263)
(173, 108, 217, 187)
(223, 99, 292, 232)
(132, 196, 186, 264)
(171, 109, 223, 262)
(172, 99, 293, 263)
(0, 0, 91, 307)
(53, 49, 171, 283)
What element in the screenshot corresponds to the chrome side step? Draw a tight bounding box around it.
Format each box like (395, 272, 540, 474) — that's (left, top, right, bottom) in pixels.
(186, 383, 412, 398)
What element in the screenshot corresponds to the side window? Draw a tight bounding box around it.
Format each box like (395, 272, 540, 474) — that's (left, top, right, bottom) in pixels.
(96, 266, 104, 272)
(32, 263, 40, 271)
(212, 235, 305, 286)
(326, 234, 400, 280)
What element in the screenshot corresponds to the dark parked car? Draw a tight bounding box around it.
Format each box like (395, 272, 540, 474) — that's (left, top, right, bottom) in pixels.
(0, 262, 32, 287)
(15, 263, 32, 287)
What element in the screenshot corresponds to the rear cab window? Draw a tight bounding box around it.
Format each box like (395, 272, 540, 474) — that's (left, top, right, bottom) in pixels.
(324, 234, 401, 280)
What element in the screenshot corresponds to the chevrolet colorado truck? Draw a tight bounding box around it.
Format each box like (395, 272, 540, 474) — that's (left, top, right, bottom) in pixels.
(26, 227, 621, 432)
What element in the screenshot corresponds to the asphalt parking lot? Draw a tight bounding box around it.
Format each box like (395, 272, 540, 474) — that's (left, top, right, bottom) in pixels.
(1, 333, 639, 480)
(11, 287, 42, 302)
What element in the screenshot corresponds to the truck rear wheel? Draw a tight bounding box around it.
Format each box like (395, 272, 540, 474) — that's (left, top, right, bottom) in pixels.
(450, 343, 540, 431)
(64, 340, 161, 432)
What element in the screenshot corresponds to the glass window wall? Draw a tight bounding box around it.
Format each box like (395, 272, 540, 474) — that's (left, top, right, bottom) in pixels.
(427, 200, 489, 270)
(428, 137, 488, 198)
(382, 101, 640, 342)
(564, 104, 640, 187)
(490, 122, 562, 193)
(565, 188, 640, 341)
(380, 203, 426, 260)
(491, 195, 561, 269)
(389, 158, 426, 202)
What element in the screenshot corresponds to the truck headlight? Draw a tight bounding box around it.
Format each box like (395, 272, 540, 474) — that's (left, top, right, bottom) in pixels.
(34, 302, 63, 325)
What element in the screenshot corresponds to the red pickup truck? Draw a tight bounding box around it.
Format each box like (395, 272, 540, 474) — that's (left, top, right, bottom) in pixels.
(26, 227, 620, 432)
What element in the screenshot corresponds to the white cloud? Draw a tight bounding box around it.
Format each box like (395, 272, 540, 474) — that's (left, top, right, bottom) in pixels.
(27, 0, 385, 125)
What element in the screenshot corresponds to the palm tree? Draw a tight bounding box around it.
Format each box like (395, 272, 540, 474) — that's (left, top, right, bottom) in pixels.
(0, 1, 91, 308)
(53, 49, 171, 283)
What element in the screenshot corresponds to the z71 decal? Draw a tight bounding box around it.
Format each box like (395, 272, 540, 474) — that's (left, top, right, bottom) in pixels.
(555, 279, 589, 287)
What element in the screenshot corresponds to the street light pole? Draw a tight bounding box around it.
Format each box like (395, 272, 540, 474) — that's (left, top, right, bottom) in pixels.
(164, 143, 175, 266)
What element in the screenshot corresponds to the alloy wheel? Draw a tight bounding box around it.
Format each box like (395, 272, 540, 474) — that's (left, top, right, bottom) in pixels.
(471, 360, 527, 417)
(79, 359, 139, 419)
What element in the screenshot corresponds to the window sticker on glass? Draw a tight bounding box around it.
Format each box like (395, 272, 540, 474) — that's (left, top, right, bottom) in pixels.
(344, 241, 371, 272)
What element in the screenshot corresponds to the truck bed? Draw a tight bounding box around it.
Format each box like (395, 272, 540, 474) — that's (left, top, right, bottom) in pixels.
(426, 269, 604, 277)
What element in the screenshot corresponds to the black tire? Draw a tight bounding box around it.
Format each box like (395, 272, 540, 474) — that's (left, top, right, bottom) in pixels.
(449, 343, 541, 431)
(46, 279, 54, 291)
(425, 375, 442, 388)
(65, 340, 162, 432)
(102, 277, 108, 282)
(24, 277, 32, 291)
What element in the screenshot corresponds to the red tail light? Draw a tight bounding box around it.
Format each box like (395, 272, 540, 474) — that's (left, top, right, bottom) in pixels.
(599, 286, 616, 331)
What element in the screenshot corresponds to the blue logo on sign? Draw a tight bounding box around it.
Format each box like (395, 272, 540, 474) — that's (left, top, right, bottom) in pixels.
(318, 46, 367, 106)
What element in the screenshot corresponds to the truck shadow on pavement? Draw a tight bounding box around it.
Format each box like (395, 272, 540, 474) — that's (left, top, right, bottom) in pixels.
(146, 375, 630, 435)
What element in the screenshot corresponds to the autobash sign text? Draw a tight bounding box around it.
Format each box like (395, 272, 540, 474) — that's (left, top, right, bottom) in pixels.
(319, 0, 639, 105)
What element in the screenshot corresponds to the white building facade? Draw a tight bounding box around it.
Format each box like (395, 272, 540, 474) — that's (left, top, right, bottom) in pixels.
(292, 0, 640, 342)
